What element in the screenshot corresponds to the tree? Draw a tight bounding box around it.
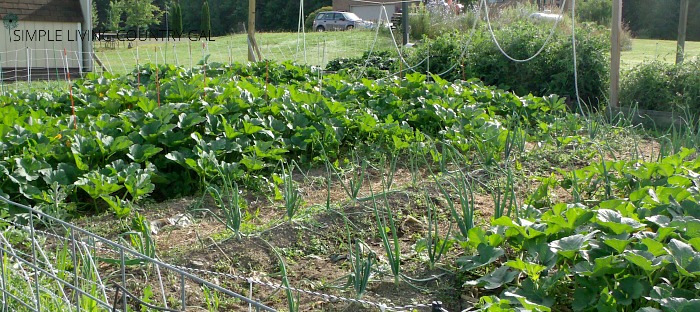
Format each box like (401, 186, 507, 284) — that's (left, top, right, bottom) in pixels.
(118, 0, 163, 34)
(107, 0, 123, 30)
(91, 0, 99, 28)
(171, 1, 183, 38)
(201, 0, 211, 38)
(623, 0, 699, 40)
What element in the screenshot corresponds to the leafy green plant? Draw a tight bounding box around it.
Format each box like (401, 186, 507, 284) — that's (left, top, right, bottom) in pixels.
(576, 0, 612, 26)
(325, 50, 397, 79)
(408, 1, 480, 40)
(462, 148, 700, 311)
(101, 195, 132, 219)
(1, 60, 569, 220)
(202, 285, 221, 311)
(620, 59, 700, 112)
(119, 212, 156, 263)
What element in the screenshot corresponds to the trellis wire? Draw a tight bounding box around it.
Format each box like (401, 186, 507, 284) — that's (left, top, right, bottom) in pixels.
(0, 195, 276, 312)
(0, 195, 453, 311)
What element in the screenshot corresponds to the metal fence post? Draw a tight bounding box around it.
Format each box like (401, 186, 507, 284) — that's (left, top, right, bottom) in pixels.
(0, 242, 7, 312)
(29, 213, 41, 311)
(120, 248, 127, 312)
(180, 274, 186, 311)
(70, 228, 80, 311)
(26, 48, 31, 83)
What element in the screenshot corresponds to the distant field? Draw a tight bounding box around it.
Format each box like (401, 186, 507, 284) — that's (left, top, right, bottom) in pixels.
(621, 39, 700, 69)
(93, 30, 397, 75)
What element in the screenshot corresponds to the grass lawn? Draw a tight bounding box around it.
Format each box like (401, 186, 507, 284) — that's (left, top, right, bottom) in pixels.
(94, 34, 700, 75)
(93, 30, 396, 75)
(621, 38, 700, 69)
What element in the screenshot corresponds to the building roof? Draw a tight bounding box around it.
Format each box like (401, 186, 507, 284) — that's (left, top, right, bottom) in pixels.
(0, 0, 84, 24)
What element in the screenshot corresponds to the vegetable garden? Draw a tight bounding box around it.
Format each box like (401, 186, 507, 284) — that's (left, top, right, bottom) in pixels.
(2, 1, 700, 310)
(1, 59, 700, 311)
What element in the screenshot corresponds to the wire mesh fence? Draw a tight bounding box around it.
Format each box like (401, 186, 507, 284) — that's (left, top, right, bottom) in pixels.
(0, 195, 276, 312)
(0, 27, 398, 90)
(0, 196, 451, 312)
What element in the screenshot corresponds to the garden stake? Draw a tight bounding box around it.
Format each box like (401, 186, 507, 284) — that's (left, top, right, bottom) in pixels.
(136, 47, 140, 88)
(155, 50, 161, 107)
(202, 42, 207, 99)
(265, 60, 269, 101)
(64, 49, 76, 129)
(0, 55, 5, 92)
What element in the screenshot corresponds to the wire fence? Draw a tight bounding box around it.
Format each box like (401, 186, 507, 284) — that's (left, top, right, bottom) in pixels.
(0, 195, 277, 312)
(0, 33, 389, 88)
(0, 196, 450, 312)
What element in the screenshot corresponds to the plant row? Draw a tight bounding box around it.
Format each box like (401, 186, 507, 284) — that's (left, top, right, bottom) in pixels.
(0, 61, 566, 217)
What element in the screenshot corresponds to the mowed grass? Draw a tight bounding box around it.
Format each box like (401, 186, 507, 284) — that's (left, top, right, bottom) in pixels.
(93, 30, 397, 75)
(622, 38, 700, 69)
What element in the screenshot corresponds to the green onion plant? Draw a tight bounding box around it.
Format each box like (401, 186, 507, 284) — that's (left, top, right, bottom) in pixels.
(349, 239, 374, 299)
(370, 184, 401, 285)
(281, 161, 302, 221)
(422, 189, 452, 269)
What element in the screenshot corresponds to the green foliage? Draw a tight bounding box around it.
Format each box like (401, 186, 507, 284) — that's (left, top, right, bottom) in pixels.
(408, 2, 479, 40)
(95, 0, 333, 35)
(623, 0, 700, 41)
(280, 161, 302, 221)
(405, 21, 610, 107)
(170, 1, 183, 38)
(370, 183, 401, 285)
(576, 0, 632, 51)
(107, 0, 123, 30)
(325, 50, 397, 79)
(91, 0, 99, 27)
(620, 59, 700, 112)
(348, 239, 374, 299)
(116, 0, 163, 32)
(201, 0, 211, 38)
(576, 0, 612, 26)
(464, 148, 700, 311)
(0, 61, 565, 220)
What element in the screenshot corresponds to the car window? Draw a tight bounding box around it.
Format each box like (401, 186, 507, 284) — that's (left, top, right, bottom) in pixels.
(343, 13, 361, 21)
(316, 13, 327, 20)
(333, 13, 344, 20)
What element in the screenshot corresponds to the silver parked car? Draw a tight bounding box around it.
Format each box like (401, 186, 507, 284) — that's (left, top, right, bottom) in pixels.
(313, 11, 367, 32)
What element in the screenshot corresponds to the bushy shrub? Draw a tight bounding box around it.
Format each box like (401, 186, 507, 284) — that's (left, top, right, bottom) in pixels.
(325, 50, 397, 79)
(409, 2, 479, 39)
(576, 0, 632, 51)
(620, 59, 700, 112)
(305, 6, 332, 31)
(577, 0, 612, 26)
(404, 20, 610, 107)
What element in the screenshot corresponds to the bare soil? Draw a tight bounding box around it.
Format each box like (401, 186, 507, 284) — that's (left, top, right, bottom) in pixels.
(63, 137, 660, 311)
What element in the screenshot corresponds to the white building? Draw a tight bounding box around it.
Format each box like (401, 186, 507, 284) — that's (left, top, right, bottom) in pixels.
(0, 0, 93, 80)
